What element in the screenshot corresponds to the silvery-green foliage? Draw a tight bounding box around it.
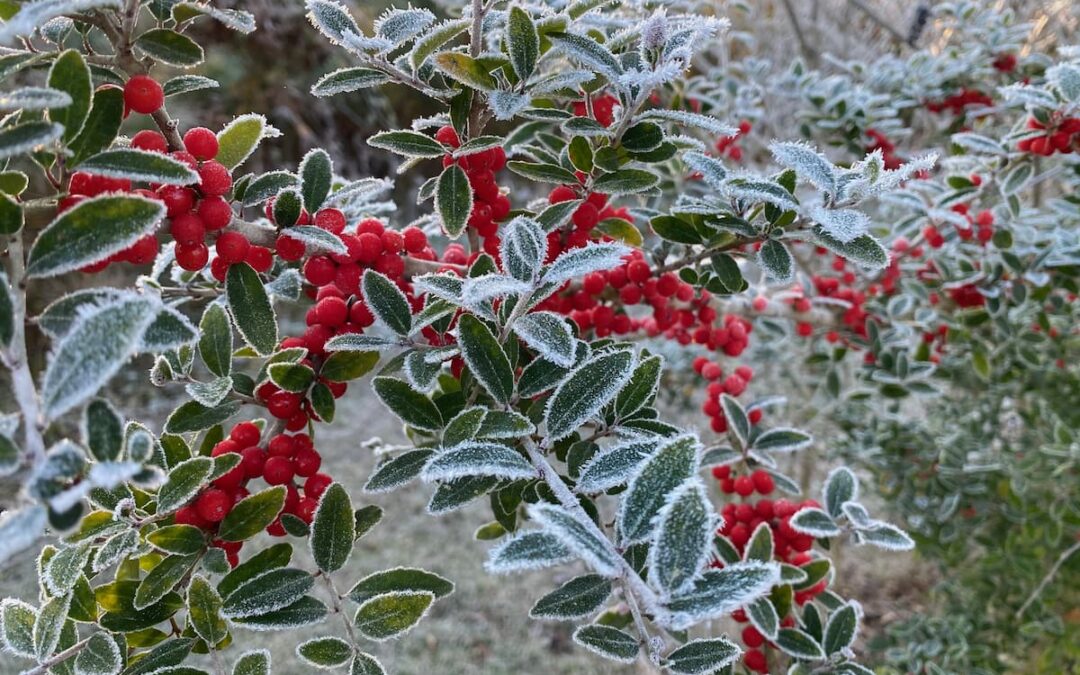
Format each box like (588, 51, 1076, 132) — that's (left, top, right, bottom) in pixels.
(527, 503, 621, 576)
(485, 531, 573, 574)
(647, 478, 715, 596)
(663, 561, 781, 630)
(421, 441, 535, 482)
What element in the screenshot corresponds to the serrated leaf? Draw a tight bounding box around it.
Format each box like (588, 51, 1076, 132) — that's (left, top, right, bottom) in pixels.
(770, 142, 836, 195)
(28, 194, 163, 278)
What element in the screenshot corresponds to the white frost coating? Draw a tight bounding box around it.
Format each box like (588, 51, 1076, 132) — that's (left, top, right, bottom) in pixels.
(769, 141, 838, 195)
(0, 506, 46, 566)
(855, 522, 915, 551)
(0, 86, 72, 112)
(576, 439, 655, 493)
(513, 312, 575, 367)
(640, 9, 669, 51)
(0, 598, 38, 657)
(721, 176, 799, 211)
(682, 151, 728, 189)
(647, 478, 717, 597)
(543, 349, 636, 441)
(531, 70, 596, 96)
(663, 560, 782, 630)
(571, 625, 638, 664)
(354, 590, 435, 642)
(78, 148, 200, 186)
(375, 7, 436, 45)
(788, 507, 842, 537)
(0, 0, 121, 44)
(500, 216, 547, 283)
(542, 242, 631, 286)
(0, 122, 64, 161)
(304, 0, 360, 45)
(809, 206, 871, 244)
(460, 273, 531, 307)
(485, 531, 574, 574)
(281, 225, 348, 255)
(420, 441, 536, 482)
(489, 91, 530, 121)
(528, 503, 620, 577)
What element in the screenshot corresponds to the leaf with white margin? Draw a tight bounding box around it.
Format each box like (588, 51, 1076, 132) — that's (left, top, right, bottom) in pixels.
(485, 531, 573, 574)
(664, 561, 781, 630)
(577, 439, 656, 493)
(618, 434, 698, 544)
(664, 637, 742, 675)
(789, 507, 841, 537)
(770, 141, 837, 195)
(513, 311, 575, 367)
(421, 441, 535, 482)
(545, 349, 635, 441)
(528, 503, 620, 577)
(648, 478, 715, 595)
(500, 216, 547, 283)
(823, 467, 858, 519)
(542, 242, 630, 286)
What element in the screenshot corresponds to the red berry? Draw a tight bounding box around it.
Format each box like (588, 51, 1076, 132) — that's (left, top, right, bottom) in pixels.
(743, 649, 767, 673)
(742, 626, 764, 648)
(296, 497, 318, 523)
(175, 242, 209, 271)
(315, 296, 348, 327)
(123, 235, 158, 264)
(198, 161, 232, 196)
(356, 232, 383, 264)
(734, 476, 754, 497)
(183, 127, 219, 161)
(197, 196, 233, 230)
(231, 422, 261, 446)
(240, 446, 267, 479)
(123, 75, 164, 114)
(245, 245, 273, 273)
(215, 231, 250, 264)
(627, 260, 651, 284)
(262, 456, 295, 485)
(267, 391, 302, 419)
(267, 434, 296, 458)
(294, 449, 322, 477)
(304, 473, 333, 500)
(277, 234, 306, 261)
(751, 470, 774, 495)
(174, 505, 209, 529)
(131, 129, 168, 153)
(434, 125, 460, 148)
(402, 227, 427, 253)
(572, 202, 599, 230)
(195, 489, 232, 522)
(160, 185, 196, 217)
(169, 213, 205, 247)
(314, 208, 346, 234)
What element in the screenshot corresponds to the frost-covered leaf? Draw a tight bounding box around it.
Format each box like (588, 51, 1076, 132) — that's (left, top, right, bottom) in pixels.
(500, 216, 547, 283)
(649, 479, 714, 595)
(198, 304, 232, 378)
(187, 575, 228, 646)
(486, 530, 572, 573)
(664, 637, 741, 674)
(353, 591, 433, 641)
(810, 207, 871, 244)
(776, 628, 824, 660)
(218, 487, 286, 542)
(157, 456, 213, 514)
(572, 625, 638, 664)
(747, 595, 779, 640)
(364, 449, 434, 493)
(824, 602, 859, 654)
(855, 522, 914, 551)
(456, 314, 514, 404)
(514, 312, 574, 367)
(789, 507, 841, 537)
(665, 561, 781, 629)
(507, 6, 539, 80)
(757, 239, 794, 283)
(33, 592, 71, 661)
(529, 574, 611, 620)
(233, 649, 271, 675)
(1, 598, 38, 657)
(811, 228, 888, 271)
(347, 568, 453, 604)
(592, 169, 659, 195)
(422, 441, 534, 482)
(305, 0, 360, 45)
(433, 52, 496, 90)
(41, 296, 159, 420)
(752, 428, 812, 453)
(72, 631, 120, 675)
(619, 435, 698, 544)
(369, 130, 445, 158)
(724, 177, 798, 211)
(164, 74, 219, 97)
(719, 394, 749, 447)
(545, 349, 635, 440)
(1048, 63, 1080, 101)
(297, 636, 352, 668)
(577, 439, 655, 493)
(529, 503, 620, 576)
(311, 67, 389, 96)
(363, 270, 412, 335)
(44, 544, 91, 595)
(0, 86, 72, 112)
(682, 151, 728, 189)
(408, 19, 470, 71)
(548, 32, 622, 81)
(222, 568, 314, 619)
(299, 148, 333, 213)
(135, 29, 204, 67)
(27, 194, 164, 278)
(134, 553, 198, 610)
(435, 164, 473, 238)
(0, 0, 122, 45)
(823, 467, 858, 519)
(217, 113, 274, 170)
(615, 354, 662, 418)
(770, 142, 837, 195)
(951, 132, 1006, 155)
(231, 596, 327, 631)
(226, 263, 278, 356)
(543, 242, 630, 286)
(83, 398, 122, 462)
(311, 483, 354, 573)
(165, 399, 241, 434)
(81, 148, 199, 185)
(372, 377, 442, 432)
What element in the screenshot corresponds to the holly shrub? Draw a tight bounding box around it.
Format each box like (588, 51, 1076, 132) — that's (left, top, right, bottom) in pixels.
(0, 1, 1075, 675)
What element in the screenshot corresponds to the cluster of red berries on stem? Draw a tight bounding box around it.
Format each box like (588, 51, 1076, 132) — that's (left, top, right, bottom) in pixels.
(173, 422, 333, 566)
(434, 125, 510, 255)
(714, 119, 752, 162)
(925, 88, 993, 115)
(1017, 116, 1080, 155)
(64, 173, 158, 272)
(696, 359, 759, 433)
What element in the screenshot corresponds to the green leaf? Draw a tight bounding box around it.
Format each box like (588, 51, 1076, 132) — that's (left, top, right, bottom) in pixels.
(408, 18, 470, 71)
(232, 649, 271, 675)
(0, 120, 63, 161)
(310, 483, 354, 573)
(68, 85, 123, 166)
(299, 148, 333, 213)
(823, 603, 858, 654)
(571, 625, 638, 664)
(595, 217, 641, 246)
(776, 627, 825, 660)
(187, 575, 228, 646)
(530, 574, 611, 620)
(27, 195, 164, 278)
(362, 270, 412, 335)
(457, 314, 514, 404)
(134, 554, 198, 610)
(433, 52, 497, 90)
(198, 304, 233, 378)
(0, 192, 22, 235)
(219, 543, 293, 598)
(545, 350, 635, 441)
(157, 457, 213, 514)
(650, 215, 701, 245)
(615, 354, 661, 418)
(165, 400, 241, 434)
(353, 591, 434, 641)
(649, 479, 713, 594)
(297, 637, 353, 668)
(507, 6, 539, 80)
(226, 263, 278, 356)
(147, 524, 206, 555)
(421, 441, 534, 482)
(747, 595, 779, 640)
(83, 399, 123, 462)
(592, 169, 659, 195)
(373, 376, 444, 432)
(665, 562, 781, 629)
(548, 32, 621, 79)
(664, 637, 741, 674)
(347, 568, 454, 604)
(758, 239, 794, 282)
(231, 596, 327, 631)
(789, 507, 841, 537)
(319, 351, 379, 382)
(507, 160, 578, 184)
(74, 632, 121, 675)
(364, 449, 435, 492)
(115, 638, 194, 674)
(79, 148, 198, 185)
(529, 504, 620, 575)
(135, 28, 204, 66)
(427, 475, 499, 515)
(216, 114, 268, 170)
(32, 593, 69, 660)
(824, 467, 858, 519)
(217, 486, 286, 542)
(513, 312, 574, 368)
(619, 435, 698, 544)
(349, 653, 386, 675)
(164, 74, 219, 97)
(368, 130, 445, 158)
(47, 50, 91, 142)
(435, 164, 472, 238)
(221, 568, 314, 619)
(0, 599, 37, 658)
(311, 67, 389, 97)
(42, 296, 159, 420)
(354, 505, 383, 540)
(744, 522, 774, 562)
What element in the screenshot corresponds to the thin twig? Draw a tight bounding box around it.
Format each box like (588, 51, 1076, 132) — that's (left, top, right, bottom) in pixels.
(1015, 540, 1080, 619)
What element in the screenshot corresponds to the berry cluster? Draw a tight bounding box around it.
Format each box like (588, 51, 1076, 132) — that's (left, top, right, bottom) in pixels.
(572, 93, 619, 128)
(864, 128, 902, 170)
(435, 125, 510, 255)
(695, 360, 758, 434)
(925, 88, 993, 115)
(992, 52, 1018, 73)
(713, 119, 752, 162)
(173, 422, 333, 565)
(64, 172, 158, 272)
(546, 180, 628, 258)
(1017, 116, 1080, 155)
